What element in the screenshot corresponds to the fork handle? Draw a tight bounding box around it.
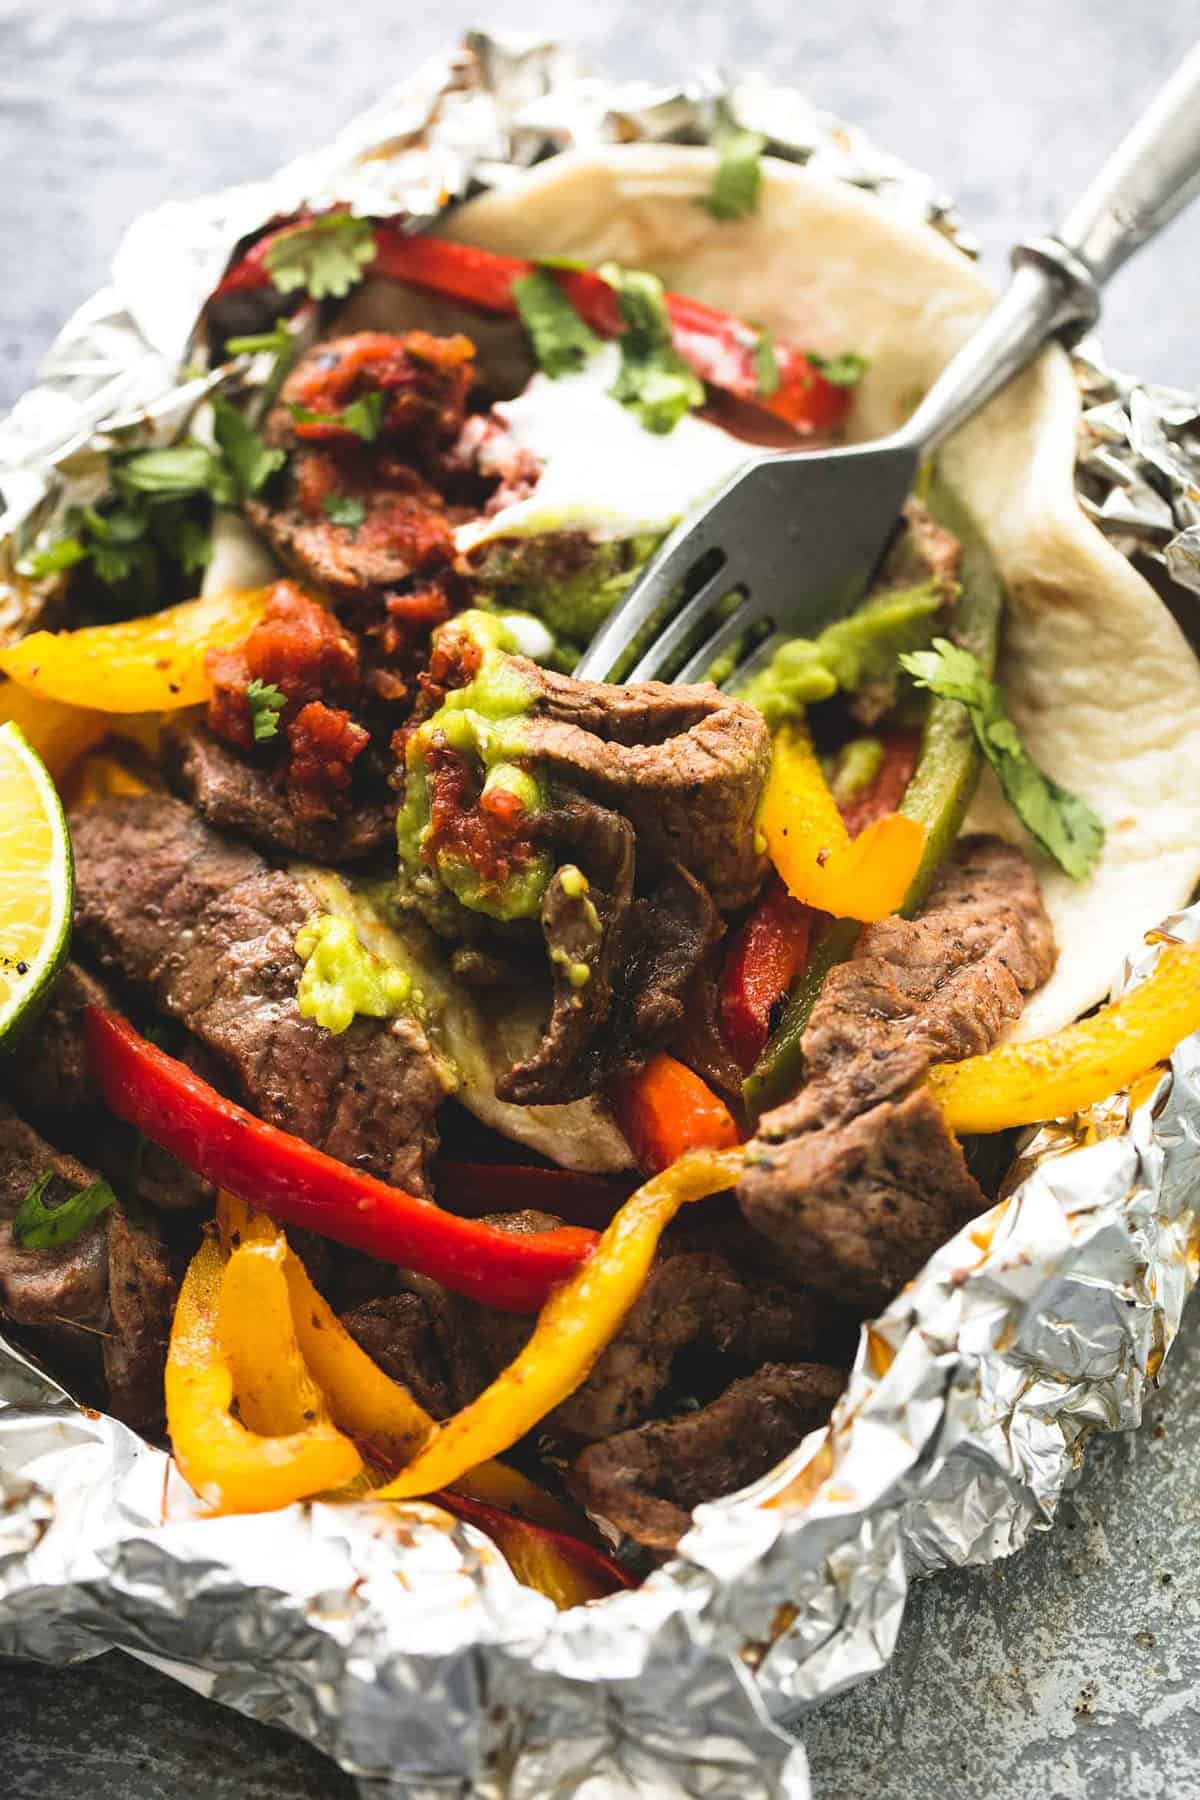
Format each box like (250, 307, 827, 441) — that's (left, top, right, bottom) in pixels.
(898, 44, 1200, 457)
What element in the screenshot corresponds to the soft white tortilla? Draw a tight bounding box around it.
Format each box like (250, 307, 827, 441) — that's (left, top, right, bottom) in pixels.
(448, 145, 1200, 1040)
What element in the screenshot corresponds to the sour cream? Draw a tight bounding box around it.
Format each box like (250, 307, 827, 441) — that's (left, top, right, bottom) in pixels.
(455, 344, 755, 554)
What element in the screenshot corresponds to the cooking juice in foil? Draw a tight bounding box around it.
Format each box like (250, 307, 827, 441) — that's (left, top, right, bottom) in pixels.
(1, 33, 1199, 1799)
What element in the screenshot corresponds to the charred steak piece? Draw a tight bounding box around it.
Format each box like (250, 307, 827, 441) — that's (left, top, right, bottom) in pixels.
(3, 961, 109, 1115)
(0, 1103, 176, 1432)
(518, 665, 771, 913)
(571, 1361, 846, 1550)
(0, 1101, 109, 1353)
(739, 838, 1056, 1309)
(70, 794, 446, 1195)
(165, 717, 393, 865)
(247, 332, 475, 613)
(343, 1209, 848, 1445)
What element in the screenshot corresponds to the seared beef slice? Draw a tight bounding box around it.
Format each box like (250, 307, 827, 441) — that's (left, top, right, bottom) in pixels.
(70, 794, 445, 1194)
(492, 670, 768, 1103)
(739, 838, 1056, 1309)
(572, 1362, 846, 1549)
(0, 1103, 175, 1431)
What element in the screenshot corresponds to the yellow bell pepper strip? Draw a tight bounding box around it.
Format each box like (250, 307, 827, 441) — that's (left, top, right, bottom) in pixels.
(434, 1487, 634, 1607)
(928, 941, 1200, 1134)
(216, 1191, 433, 1464)
(760, 717, 926, 923)
(0, 681, 110, 782)
(0, 586, 267, 713)
(370, 1148, 745, 1500)
(165, 1234, 362, 1514)
(218, 1229, 334, 1436)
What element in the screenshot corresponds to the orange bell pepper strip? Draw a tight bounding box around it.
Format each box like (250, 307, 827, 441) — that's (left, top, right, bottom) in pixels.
(929, 941, 1200, 1133)
(218, 1229, 335, 1436)
(610, 1053, 741, 1176)
(434, 1487, 634, 1608)
(370, 1148, 744, 1500)
(760, 718, 926, 922)
(0, 587, 268, 713)
(165, 1234, 362, 1514)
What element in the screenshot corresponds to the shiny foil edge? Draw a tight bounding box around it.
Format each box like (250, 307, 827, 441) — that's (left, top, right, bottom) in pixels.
(1, 31, 1199, 1800)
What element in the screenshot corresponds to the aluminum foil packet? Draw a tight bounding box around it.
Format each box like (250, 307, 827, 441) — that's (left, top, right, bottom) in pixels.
(2, 32, 1200, 1800)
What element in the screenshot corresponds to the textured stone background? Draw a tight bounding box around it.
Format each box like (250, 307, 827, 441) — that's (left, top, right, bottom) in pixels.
(4, 3, 1200, 1796)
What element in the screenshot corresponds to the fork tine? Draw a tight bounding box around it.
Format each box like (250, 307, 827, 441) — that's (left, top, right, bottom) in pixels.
(624, 561, 745, 684)
(670, 596, 761, 687)
(571, 476, 753, 683)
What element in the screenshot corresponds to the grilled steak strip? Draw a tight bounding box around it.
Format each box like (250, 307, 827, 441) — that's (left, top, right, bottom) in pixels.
(0, 1102, 109, 1353)
(70, 794, 446, 1195)
(517, 667, 771, 913)
(337, 1208, 847, 1447)
(571, 1361, 846, 1550)
(739, 838, 1056, 1308)
(0, 1103, 176, 1432)
(165, 718, 393, 865)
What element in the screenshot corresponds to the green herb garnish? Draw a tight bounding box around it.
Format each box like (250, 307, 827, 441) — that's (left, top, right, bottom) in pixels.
(600, 263, 705, 435)
(246, 678, 287, 742)
(321, 494, 367, 529)
(808, 350, 869, 388)
(901, 639, 1105, 880)
(289, 390, 384, 443)
(212, 397, 285, 500)
(513, 268, 603, 378)
(703, 124, 767, 222)
(13, 1170, 118, 1251)
(224, 323, 295, 358)
(754, 327, 780, 399)
(263, 214, 378, 301)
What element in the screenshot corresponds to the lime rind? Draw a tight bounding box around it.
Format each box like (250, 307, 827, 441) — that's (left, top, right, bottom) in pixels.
(0, 719, 74, 1047)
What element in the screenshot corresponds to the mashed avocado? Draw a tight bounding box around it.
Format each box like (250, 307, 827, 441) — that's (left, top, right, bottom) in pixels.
(465, 531, 662, 664)
(738, 578, 948, 731)
(396, 610, 553, 927)
(295, 912, 413, 1034)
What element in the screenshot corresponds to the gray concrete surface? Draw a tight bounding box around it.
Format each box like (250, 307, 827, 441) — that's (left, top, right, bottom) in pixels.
(4, 3, 1200, 1795)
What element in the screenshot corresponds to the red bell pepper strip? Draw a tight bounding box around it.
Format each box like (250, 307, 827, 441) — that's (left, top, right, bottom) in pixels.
(718, 882, 813, 1073)
(435, 1162, 636, 1232)
(837, 729, 922, 838)
(212, 218, 852, 435)
(431, 1485, 635, 1606)
(84, 1007, 597, 1314)
(610, 1052, 741, 1176)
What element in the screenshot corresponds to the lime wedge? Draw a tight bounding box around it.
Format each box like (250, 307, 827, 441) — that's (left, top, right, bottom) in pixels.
(0, 720, 74, 1044)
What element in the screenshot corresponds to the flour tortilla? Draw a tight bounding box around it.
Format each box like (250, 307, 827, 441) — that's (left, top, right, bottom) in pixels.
(447, 145, 1200, 1041)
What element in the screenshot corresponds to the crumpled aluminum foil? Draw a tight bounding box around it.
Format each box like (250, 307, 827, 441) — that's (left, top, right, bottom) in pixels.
(2, 31, 1199, 1800)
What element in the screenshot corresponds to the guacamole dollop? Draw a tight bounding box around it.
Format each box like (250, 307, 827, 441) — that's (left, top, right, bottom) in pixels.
(396, 610, 553, 927)
(295, 912, 413, 1035)
(466, 531, 662, 664)
(738, 578, 948, 731)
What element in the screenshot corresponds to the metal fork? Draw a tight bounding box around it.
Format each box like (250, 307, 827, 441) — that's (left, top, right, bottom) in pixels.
(573, 48, 1200, 689)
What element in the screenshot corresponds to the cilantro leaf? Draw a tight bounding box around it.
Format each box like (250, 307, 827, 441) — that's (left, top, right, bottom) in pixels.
(513, 269, 603, 378)
(703, 125, 767, 222)
(321, 493, 366, 529)
(808, 350, 868, 388)
(900, 638, 1105, 880)
(289, 390, 384, 443)
(224, 322, 295, 358)
(212, 397, 285, 500)
(115, 443, 225, 499)
(600, 263, 705, 435)
(13, 1169, 118, 1251)
(753, 327, 780, 399)
(26, 537, 87, 578)
(246, 677, 287, 742)
(263, 214, 378, 301)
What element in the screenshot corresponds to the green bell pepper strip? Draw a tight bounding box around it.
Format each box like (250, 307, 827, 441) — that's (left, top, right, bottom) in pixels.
(742, 475, 1004, 1118)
